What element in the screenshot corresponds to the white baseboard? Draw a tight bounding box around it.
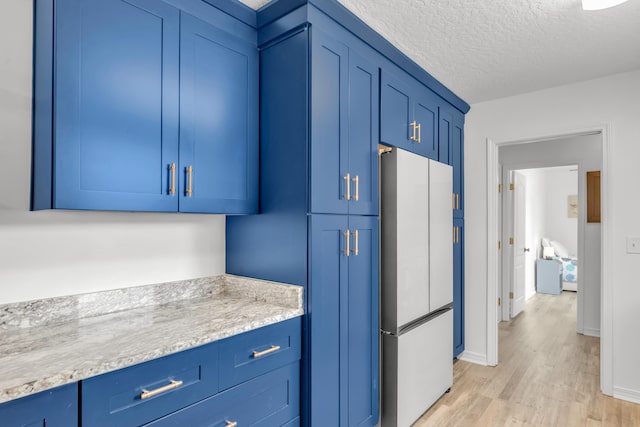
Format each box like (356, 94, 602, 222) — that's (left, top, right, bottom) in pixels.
(458, 350, 488, 366)
(583, 327, 600, 337)
(613, 386, 640, 404)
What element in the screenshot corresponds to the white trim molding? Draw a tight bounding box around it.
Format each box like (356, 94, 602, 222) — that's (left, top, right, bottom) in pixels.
(583, 327, 601, 338)
(458, 350, 488, 366)
(485, 124, 613, 396)
(486, 138, 499, 367)
(613, 387, 640, 405)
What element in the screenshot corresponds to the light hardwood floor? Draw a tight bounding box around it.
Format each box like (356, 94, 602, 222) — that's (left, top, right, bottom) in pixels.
(414, 291, 640, 426)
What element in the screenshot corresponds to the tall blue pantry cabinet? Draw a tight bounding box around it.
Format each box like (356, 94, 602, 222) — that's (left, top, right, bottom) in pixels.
(227, 6, 381, 427)
(439, 107, 466, 357)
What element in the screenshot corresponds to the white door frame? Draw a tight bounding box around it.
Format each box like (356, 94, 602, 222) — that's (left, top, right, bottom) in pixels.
(485, 125, 612, 396)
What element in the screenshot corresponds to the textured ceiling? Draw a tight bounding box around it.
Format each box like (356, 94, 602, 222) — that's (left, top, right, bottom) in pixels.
(239, 0, 640, 104)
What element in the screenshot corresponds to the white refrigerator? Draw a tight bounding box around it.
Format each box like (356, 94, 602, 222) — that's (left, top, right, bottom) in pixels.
(380, 148, 453, 427)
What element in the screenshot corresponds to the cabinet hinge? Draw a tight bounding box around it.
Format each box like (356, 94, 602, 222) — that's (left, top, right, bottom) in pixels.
(509, 183, 515, 191)
(498, 241, 501, 250)
(498, 183, 502, 193)
(509, 237, 514, 245)
(498, 297, 501, 306)
(509, 292, 514, 299)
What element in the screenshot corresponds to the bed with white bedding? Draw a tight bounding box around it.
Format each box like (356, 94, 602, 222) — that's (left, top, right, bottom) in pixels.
(542, 238, 578, 292)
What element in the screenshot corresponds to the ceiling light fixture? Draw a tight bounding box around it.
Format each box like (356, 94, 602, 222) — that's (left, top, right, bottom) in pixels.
(582, 0, 629, 10)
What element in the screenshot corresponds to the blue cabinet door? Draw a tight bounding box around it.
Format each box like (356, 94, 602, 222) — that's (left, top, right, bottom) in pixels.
(309, 215, 349, 426)
(381, 70, 439, 160)
(179, 13, 258, 214)
(309, 215, 379, 427)
(412, 90, 439, 160)
(310, 31, 350, 215)
(453, 218, 464, 357)
(347, 52, 379, 216)
(380, 71, 412, 152)
(54, 0, 180, 211)
(451, 113, 464, 218)
(0, 383, 78, 427)
(345, 216, 379, 427)
(438, 109, 452, 166)
(311, 31, 378, 216)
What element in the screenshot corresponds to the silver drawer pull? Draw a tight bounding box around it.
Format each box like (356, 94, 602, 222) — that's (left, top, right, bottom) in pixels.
(226, 421, 238, 427)
(252, 345, 281, 358)
(140, 379, 183, 400)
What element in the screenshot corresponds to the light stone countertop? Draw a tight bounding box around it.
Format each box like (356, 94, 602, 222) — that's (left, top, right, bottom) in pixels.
(0, 275, 304, 403)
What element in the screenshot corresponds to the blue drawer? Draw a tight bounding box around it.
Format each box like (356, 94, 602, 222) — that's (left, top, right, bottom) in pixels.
(145, 362, 300, 427)
(218, 317, 301, 390)
(81, 342, 219, 427)
(0, 383, 77, 427)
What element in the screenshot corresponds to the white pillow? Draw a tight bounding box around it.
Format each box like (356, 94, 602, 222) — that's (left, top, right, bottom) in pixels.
(541, 237, 551, 247)
(550, 240, 570, 258)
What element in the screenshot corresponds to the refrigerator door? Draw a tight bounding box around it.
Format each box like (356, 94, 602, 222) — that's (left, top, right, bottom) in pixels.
(382, 309, 453, 427)
(429, 160, 453, 311)
(381, 149, 430, 333)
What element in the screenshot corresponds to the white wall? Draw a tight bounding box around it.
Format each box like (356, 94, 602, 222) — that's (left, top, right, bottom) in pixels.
(540, 167, 578, 257)
(0, 0, 226, 304)
(465, 69, 640, 401)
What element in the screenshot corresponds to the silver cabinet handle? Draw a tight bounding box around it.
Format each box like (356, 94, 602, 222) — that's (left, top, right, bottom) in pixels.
(343, 173, 351, 200)
(185, 165, 193, 197)
(352, 229, 359, 256)
(410, 121, 417, 141)
(344, 230, 350, 256)
(169, 163, 176, 195)
(352, 175, 359, 201)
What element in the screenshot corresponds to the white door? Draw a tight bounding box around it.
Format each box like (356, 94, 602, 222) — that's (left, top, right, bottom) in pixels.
(511, 171, 527, 317)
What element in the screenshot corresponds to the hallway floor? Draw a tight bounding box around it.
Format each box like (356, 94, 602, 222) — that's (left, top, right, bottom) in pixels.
(415, 291, 640, 426)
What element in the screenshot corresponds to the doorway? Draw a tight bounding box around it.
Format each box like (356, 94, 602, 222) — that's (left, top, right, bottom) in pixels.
(501, 165, 580, 324)
(485, 129, 610, 393)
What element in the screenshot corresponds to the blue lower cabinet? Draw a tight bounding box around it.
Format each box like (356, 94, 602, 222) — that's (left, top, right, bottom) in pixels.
(0, 383, 77, 427)
(453, 219, 464, 357)
(80, 319, 301, 426)
(309, 215, 379, 426)
(219, 317, 302, 390)
(145, 362, 300, 427)
(81, 342, 220, 426)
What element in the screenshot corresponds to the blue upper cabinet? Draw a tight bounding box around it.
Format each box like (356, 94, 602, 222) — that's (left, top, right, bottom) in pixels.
(451, 112, 464, 217)
(32, 0, 258, 214)
(438, 108, 452, 166)
(310, 30, 379, 216)
(380, 70, 438, 160)
(179, 13, 258, 214)
(52, 0, 180, 212)
(438, 106, 464, 217)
